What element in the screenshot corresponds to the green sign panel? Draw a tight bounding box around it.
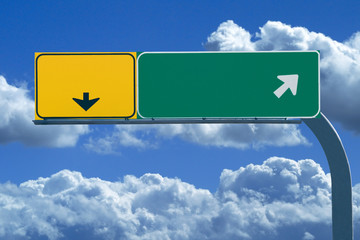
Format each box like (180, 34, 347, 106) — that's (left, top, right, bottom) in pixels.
(137, 51, 319, 119)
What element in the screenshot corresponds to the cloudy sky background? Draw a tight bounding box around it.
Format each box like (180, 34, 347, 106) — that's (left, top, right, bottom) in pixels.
(1, 1, 360, 239)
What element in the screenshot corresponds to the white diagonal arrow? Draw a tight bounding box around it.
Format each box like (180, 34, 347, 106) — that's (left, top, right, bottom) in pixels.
(274, 74, 299, 98)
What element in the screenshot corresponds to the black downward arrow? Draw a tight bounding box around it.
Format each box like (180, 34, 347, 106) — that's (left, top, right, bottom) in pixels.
(73, 92, 100, 111)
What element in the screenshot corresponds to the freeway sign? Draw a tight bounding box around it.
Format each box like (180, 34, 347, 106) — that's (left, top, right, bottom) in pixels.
(137, 51, 319, 118)
(35, 52, 136, 120)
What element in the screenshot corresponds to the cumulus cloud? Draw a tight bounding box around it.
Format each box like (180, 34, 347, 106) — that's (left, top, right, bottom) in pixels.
(0, 75, 89, 147)
(87, 20, 360, 154)
(1, 157, 358, 239)
(205, 20, 360, 133)
(84, 125, 158, 154)
(84, 124, 309, 154)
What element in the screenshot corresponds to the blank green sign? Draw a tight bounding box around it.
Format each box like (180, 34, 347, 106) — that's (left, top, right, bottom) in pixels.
(137, 51, 319, 118)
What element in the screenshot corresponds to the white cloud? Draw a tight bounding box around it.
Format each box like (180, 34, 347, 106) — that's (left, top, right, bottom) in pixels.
(84, 124, 309, 154)
(89, 21, 360, 154)
(205, 20, 360, 133)
(205, 20, 254, 51)
(1, 157, 358, 239)
(157, 124, 308, 149)
(83, 125, 157, 154)
(0, 76, 89, 147)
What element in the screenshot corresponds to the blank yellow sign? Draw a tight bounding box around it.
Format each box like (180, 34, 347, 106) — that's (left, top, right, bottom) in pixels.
(35, 53, 136, 119)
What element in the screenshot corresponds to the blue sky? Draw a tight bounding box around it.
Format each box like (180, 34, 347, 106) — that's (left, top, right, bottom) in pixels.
(1, 1, 360, 239)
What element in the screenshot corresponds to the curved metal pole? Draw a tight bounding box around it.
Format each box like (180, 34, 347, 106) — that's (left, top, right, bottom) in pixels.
(303, 112, 353, 240)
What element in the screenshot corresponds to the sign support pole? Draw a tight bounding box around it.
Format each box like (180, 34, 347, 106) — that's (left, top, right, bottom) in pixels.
(303, 112, 353, 240)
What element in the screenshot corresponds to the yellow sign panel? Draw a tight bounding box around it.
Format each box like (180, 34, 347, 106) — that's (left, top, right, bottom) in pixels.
(35, 53, 136, 120)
